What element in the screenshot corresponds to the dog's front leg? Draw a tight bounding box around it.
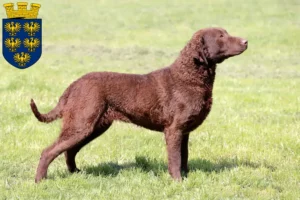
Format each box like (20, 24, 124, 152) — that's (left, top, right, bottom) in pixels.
(164, 127, 183, 181)
(181, 133, 190, 175)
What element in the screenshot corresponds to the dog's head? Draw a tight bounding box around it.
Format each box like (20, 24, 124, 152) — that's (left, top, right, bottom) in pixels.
(191, 27, 248, 65)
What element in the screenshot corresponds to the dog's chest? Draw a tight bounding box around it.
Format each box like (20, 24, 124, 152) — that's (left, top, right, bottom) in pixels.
(184, 88, 213, 132)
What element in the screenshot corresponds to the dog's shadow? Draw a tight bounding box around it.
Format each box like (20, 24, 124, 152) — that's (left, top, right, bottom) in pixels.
(82, 156, 275, 177)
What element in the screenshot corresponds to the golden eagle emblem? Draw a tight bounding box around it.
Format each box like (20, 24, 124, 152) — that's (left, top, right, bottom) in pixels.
(4, 37, 21, 52)
(23, 22, 40, 36)
(4, 22, 21, 36)
(13, 52, 31, 67)
(23, 37, 40, 52)
(3, 3, 42, 69)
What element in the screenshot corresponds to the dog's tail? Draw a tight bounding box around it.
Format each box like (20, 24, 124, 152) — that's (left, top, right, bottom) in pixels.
(30, 99, 62, 123)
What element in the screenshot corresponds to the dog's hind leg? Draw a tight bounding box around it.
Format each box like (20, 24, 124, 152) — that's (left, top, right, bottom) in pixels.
(64, 123, 112, 173)
(35, 98, 106, 183)
(35, 128, 92, 183)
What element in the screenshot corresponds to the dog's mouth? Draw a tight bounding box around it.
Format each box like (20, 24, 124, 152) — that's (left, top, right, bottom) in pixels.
(226, 46, 248, 57)
(210, 49, 247, 64)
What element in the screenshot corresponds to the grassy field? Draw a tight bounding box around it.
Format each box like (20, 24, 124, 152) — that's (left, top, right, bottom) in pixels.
(1, 0, 300, 199)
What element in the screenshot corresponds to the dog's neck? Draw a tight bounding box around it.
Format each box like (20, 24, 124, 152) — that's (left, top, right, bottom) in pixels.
(171, 45, 216, 88)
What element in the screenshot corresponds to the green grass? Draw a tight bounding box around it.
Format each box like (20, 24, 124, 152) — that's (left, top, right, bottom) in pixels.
(1, 0, 300, 199)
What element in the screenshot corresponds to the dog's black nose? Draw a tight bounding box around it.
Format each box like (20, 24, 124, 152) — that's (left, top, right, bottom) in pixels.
(242, 39, 248, 46)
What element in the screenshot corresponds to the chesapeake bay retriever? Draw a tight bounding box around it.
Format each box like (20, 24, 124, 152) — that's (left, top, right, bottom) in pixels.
(31, 27, 247, 183)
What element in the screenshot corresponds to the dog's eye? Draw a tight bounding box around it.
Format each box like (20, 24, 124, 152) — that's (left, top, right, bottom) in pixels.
(220, 34, 224, 38)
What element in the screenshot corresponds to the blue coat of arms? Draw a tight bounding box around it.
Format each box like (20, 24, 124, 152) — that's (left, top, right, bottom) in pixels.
(2, 2, 41, 69)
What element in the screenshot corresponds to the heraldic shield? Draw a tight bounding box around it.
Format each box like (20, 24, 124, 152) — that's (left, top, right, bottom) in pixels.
(2, 3, 42, 69)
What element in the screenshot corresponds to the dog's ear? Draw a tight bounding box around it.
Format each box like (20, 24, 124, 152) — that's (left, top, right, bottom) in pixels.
(199, 48, 208, 66)
(192, 36, 208, 66)
(199, 36, 208, 65)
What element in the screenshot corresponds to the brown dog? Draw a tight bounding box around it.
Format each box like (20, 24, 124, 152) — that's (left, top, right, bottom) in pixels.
(31, 27, 247, 183)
